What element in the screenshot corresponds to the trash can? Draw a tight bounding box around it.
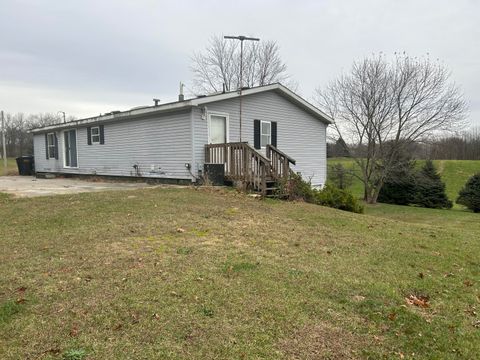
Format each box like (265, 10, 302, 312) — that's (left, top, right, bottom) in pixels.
(204, 163, 225, 185)
(16, 156, 35, 176)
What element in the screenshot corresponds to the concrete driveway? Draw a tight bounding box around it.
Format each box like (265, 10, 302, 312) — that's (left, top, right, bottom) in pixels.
(0, 176, 156, 198)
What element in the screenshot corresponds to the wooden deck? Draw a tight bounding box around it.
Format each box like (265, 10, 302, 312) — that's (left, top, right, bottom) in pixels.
(204, 142, 295, 195)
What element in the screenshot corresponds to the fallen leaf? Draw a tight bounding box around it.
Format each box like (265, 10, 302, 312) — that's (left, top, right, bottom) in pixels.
(69, 326, 79, 337)
(418, 272, 424, 279)
(405, 294, 430, 308)
(352, 295, 365, 302)
(16, 286, 27, 293)
(42, 348, 61, 355)
(131, 313, 139, 324)
(176, 227, 186, 233)
(464, 279, 474, 287)
(15, 298, 27, 304)
(388, 312, 397, 321)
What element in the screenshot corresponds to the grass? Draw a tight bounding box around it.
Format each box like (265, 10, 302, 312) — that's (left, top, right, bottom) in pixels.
(0, 187, 479, 359)
(0, 158, 18, 176)
(328, 158, 480, 207)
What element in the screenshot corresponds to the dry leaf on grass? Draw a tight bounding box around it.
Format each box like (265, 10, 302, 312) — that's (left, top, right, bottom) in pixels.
(405, 294, 430, 308)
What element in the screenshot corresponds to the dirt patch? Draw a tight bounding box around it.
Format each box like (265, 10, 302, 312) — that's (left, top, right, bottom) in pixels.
(278, 323, 366, 359)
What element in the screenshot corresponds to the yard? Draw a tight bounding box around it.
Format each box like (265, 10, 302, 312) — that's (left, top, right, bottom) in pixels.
(1, 187, 479, 359)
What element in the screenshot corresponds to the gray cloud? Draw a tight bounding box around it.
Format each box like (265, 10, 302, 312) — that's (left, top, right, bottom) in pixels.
(1, 0, 479, 125)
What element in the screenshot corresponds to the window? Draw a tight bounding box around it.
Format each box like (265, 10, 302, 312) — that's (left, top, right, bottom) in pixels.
(91, 126, 100, 144)
(261, 121, 271, 148)
(47, 133, 56, 158)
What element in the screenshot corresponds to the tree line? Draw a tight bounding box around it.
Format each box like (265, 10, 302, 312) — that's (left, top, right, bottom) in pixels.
(328, 127, 480, 160)
(0, 113, 74, 158)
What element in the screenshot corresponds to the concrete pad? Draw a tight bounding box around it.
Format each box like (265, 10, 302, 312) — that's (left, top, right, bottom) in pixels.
(0, 176, 158, 198)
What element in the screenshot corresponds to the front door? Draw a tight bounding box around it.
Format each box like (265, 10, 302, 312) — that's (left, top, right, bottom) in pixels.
(208, 114, 228, 144)
(64, 129, 77, 167)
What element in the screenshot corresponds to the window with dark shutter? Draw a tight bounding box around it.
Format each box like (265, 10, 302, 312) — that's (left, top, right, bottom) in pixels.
(254, 120, 261, 149)
(46, 133, 56, 159)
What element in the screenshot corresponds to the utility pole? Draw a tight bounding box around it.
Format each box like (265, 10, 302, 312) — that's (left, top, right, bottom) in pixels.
(1, 110, 7, 172)
(224, 35, 260, 142)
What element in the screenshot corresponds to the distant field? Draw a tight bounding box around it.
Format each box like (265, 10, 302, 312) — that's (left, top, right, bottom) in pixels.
(0, 158, 18, 176)
(328, 158, 480, 207)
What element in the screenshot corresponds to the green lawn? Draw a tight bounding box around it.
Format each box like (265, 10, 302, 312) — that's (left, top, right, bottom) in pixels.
(328, 158, 480, 207)
(1, 188, 479, 359)
(0, 158, 18, 176)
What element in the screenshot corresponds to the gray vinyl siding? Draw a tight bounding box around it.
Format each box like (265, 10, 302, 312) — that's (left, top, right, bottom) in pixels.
(192, 90, 327, 186)
(34, 110, 193, 180)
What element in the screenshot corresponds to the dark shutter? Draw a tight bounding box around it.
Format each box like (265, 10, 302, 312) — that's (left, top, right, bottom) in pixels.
(271, 121, 277, 147)
(99, 125, 105, 144)
(44, 133, 49, 159)
(254, 120, 260, 149)
(87, 127, 92, 145)
(54, 133, 59, 159)
(45, 133, 49, 159)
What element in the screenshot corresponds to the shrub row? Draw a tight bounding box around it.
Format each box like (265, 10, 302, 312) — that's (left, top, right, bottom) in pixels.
(378, 160, 452, 209)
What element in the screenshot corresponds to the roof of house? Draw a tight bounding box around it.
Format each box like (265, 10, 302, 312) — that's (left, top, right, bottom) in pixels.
(30, 83, 333, 133)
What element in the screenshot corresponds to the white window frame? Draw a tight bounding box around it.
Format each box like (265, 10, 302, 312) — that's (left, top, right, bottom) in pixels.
(90, 126, 100, 144)
(207, 112, 230, 144)
(47, 133, 56, 158)
(260, 120, 271, 148)
(63, 129, 79, 169)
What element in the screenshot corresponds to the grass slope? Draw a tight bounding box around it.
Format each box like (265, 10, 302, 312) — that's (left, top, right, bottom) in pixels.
(0, 188, 479, 359)
(328, 158, 480, 206)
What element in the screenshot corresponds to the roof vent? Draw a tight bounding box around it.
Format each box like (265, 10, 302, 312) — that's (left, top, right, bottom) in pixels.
(179, 82, 185, 102)
(153, 98, 160, 106)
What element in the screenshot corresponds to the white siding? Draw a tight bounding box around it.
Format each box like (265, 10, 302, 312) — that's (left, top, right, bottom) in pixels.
(34, 110, 193, 180)
(192, 90, 328, 186)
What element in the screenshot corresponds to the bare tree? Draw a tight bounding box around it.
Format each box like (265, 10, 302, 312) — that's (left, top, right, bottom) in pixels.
(1, 112, 70, 157)
(316, 55, 467, 203)
(191, 35, 290, 94)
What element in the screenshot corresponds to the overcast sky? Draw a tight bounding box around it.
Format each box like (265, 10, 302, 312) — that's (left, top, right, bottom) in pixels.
(1, 0, 479, 125)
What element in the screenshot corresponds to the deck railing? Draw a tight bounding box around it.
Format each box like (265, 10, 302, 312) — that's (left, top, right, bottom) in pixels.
(205, 142, 295, 195)
(266, 144, 296, 180)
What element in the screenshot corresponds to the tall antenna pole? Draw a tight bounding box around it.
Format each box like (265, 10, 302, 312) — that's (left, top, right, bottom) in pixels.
(1, 111, 7, 173)
(224, 35, 260, 142)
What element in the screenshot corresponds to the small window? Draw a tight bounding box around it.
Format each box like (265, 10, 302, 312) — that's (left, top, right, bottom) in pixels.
(47, 133, 56, 158)
(91, 126, 100, 144)
(261, 121, 271, 148)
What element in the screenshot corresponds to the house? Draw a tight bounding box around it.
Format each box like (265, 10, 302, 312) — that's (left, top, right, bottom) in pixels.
(31, 83, 332, 193)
